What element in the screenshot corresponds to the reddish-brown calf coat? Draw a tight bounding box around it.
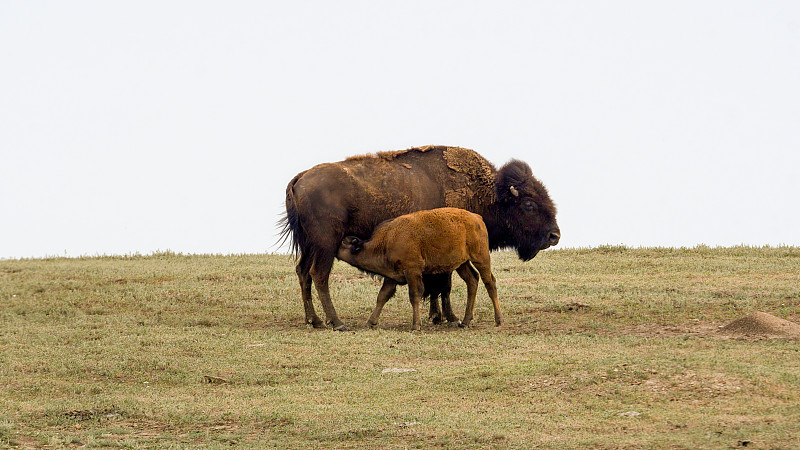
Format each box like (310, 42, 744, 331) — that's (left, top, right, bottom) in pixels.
(337, 208, 502, 330)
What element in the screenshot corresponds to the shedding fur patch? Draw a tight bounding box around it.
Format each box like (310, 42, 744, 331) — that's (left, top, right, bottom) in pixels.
(340, 145, 497, 210)
(345, 145, 439, 162)
(445, 187, 475, 209)
(443, 147, 496, 204)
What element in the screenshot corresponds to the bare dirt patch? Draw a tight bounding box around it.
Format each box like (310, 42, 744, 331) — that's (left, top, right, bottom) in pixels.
(539, 309, 800, 341)
(718, 311, 800, 339)
(644, 370, 746, 398)
(616, 311, 800, 340)
(622, 321, 720, 338)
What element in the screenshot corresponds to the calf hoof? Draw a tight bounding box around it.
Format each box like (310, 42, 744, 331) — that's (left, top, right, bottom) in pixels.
(333, 324, 350, 332)
(366, 321, 379, 329)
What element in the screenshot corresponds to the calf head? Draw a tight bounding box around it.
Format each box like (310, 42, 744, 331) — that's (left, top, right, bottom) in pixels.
(340, 236, 364, 254)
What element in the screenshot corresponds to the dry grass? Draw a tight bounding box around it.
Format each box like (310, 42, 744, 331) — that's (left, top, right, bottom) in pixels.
(1, 246, 800, 448)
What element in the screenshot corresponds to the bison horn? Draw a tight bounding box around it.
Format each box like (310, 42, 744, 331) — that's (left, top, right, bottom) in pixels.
(509, 186, 519, 197)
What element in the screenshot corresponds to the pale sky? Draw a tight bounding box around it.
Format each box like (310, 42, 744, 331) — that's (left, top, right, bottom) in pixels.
(2, 1, 798, 259)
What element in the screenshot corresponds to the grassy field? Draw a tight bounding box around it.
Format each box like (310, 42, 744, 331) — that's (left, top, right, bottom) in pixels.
(2, 246, 800, 448)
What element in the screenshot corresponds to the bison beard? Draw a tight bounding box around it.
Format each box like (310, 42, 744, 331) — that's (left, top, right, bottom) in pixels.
(281, 145, 560, 330)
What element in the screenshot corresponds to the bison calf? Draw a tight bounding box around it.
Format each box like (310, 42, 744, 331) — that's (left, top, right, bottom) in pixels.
(337, 207, 502, 331)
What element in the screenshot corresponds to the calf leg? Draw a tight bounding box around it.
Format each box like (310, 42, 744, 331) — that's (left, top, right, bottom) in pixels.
(367, 278, 397, 328)
(472, 260, 502, 326)
(456, 263, 480, 327)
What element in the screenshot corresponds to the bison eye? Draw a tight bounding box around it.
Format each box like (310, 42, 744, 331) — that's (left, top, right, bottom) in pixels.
(522, 199, 538, 212)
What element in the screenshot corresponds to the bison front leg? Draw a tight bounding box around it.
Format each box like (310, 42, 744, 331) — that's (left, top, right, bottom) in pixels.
(407, 273, 425, 331)
(439, 274, 460, 325)
(367, 278, 397, 329)
(436, 273, 460, 325)
(429, 295, 444, 325)
(426, 273, 447, 324)
(423, 273, 458, 325)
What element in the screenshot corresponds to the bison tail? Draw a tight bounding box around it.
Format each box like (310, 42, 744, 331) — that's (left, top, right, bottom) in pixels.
(278, 173, 305, 258)
(277, 211, 300, 257)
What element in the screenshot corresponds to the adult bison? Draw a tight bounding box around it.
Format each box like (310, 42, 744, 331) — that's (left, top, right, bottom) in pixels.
(281, 145, 560, 331)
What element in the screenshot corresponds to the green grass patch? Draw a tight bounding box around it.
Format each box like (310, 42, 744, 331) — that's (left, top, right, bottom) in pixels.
(1, 247, 799, 448)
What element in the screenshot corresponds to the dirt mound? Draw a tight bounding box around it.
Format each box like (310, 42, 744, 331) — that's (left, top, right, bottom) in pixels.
(718, 311, 800, 338)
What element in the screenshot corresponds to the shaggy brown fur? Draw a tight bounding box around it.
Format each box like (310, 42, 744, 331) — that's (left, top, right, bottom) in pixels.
(337, 208, 501, 331)
(281, 145, 559, 331)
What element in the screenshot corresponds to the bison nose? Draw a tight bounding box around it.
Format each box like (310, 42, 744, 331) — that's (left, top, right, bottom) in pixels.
(548, 230, 561, 247)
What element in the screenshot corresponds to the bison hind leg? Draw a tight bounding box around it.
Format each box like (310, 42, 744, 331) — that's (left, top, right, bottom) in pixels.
(309, 252, 348, 331)
(296, 253, 325, 328)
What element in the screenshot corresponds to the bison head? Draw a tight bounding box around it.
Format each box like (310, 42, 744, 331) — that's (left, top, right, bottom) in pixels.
(491, 160, 560, 261)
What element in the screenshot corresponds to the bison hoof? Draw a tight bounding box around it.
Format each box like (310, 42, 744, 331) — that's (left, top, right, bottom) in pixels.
(333, 324, 350, 332)
(431, 315, 443, 325)
(458, 321, 469, 328)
